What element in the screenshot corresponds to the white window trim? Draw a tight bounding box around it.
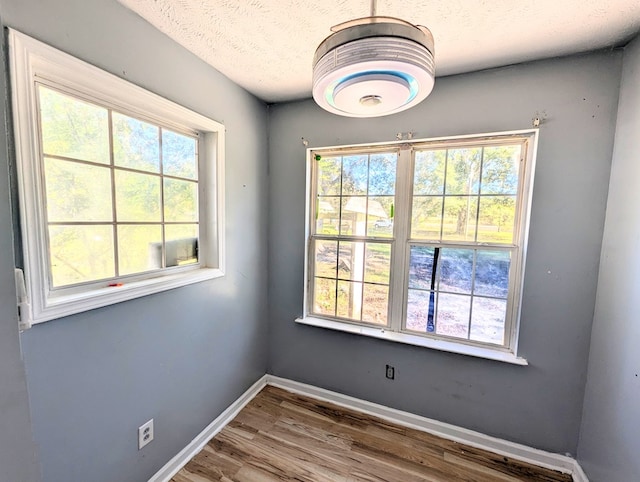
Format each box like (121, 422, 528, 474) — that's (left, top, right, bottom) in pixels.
(300, 130, 538, 364)
(9, 29, 226, 324)
(295, 316, 528, 365)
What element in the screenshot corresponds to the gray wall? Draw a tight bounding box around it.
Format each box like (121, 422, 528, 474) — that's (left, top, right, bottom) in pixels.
(577, 35, 640, 482)
(0, 0, 269, 481)
(0, 8, 40, 481)
(0, 1, 632, 478)
(268, 51, 622, 455)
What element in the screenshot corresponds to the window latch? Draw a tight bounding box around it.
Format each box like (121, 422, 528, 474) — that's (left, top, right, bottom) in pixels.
(14, 268, 32, 331)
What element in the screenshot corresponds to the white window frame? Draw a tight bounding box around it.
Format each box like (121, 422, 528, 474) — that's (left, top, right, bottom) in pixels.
(9, 29, 225, 324)
(298, 130, 538, 365)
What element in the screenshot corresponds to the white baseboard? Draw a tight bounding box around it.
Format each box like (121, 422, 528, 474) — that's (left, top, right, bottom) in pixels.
(148, 375, 268, 482)
(149, 373, 589, 481)
(265, 375, 588, 480)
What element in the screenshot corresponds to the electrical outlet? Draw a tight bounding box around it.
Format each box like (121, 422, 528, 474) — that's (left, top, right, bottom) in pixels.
(138, 419, 154, 450)
(385, 364, 395, 380)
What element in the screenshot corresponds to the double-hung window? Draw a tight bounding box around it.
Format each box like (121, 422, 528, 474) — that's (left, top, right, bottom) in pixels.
(302, 131, 537, 363)
(9, 30, 225, 323)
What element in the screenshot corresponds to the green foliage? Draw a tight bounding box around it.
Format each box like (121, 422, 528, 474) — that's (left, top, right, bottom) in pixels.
(315, 154, 397, 239)
(411, 197, 442, 239)
(49, 225, 114, 287)
(414, 150, 445, 195)
(117, 225, 162, 275)
(163, 130, 198, 179)
(45, 158, 113, 222)
(481, 146, 520, 194)
(115, 171, 161, 222)
(39, 86, 109, 164)
(446, 148, 482, 195)
(317, 157, 341, 195)
(364, 243, 391, 284)
(412, 145, 520, 242)
(113, 113, 160, 172)
(39, 86, 200, 286)
(164, 179, 198, 222)
(368, 153, 396, 195)
(341, 155, 368, 195)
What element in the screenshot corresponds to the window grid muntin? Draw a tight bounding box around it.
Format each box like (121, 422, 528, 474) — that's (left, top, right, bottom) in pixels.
(158, 122, 166, 269)
(43, 153, 200, 184)
(403, 243, 515, 346)
(310, 150, 398, 326)
(438, 148, 449, 240)
(34, 76, 201, 139)
(307, 134, 533, 353)
(36, 83, 201, 290)
(405, 141, 522, 346)
(107, 109, 120, 279)
(412, 145, 521, 244)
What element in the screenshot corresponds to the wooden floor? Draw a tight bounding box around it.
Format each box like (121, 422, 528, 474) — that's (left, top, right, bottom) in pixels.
(171, 386, 573, 482)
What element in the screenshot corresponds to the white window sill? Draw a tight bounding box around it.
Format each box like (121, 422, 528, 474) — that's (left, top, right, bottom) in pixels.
(32, 267, 223, 324)
(295, 316, 528, 366)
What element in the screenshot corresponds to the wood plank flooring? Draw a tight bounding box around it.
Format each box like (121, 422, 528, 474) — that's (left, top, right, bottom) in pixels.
(170, 386, 573, 482)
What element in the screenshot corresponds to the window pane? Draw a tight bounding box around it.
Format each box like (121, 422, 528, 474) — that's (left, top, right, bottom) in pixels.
(162, 129, 197, 179)
(414, 150, 445, 195)
(316, 197, 340, 235)
(313, 278, 336, 316)
(337, 280, 362, 320)
(44, 158, 112, 222)
(314, 240, 338, 278)
(474, 250, 511, 298)
(366, 196, 394, 237)
(368, 153, 396, 195)
(164, 178, 198, 222)
(470, 297, 507, 344)
(306, 135, 532, 350)
(341, 197, 367, 236)
(49, 225, 114, 287)
(39, 86, 109, 164)
(411, 197, 442, 240)
(477, 196, 516, 243)
(165, 223, 198, 242)
(406, 289, 435, 333)
(115, 171, 161, 222)
(364, 243, 391, 284)
(316, 157, 341, 195)
(165, 225, 198, 267)
(113, 112, 160, 173)
(445, 148, 481, 195)
(341, 155, 368, 195)
(442, 196, 478, 241)
(436, 293, 470, 339)
(117, 225, 162, 275)
(481, 146, 520, 195)
(439, 249, 474, 294)
(362, 284, 388, 325)
(409, 246, 437, 290)
(338, 241, 364, 281)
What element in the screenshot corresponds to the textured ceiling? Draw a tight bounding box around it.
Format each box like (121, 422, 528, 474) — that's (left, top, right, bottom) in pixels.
(118, 0, 640, 103)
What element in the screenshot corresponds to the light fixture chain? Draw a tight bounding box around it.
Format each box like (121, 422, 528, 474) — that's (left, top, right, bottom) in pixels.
(370, 0, 377, 17)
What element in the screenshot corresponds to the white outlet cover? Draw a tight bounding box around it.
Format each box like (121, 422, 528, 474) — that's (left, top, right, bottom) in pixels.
(138, 419, 154, 450)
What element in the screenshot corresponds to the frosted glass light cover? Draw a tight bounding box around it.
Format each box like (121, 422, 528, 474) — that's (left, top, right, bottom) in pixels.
(332, 73, 412, 116)
(312, 22, 435, 117)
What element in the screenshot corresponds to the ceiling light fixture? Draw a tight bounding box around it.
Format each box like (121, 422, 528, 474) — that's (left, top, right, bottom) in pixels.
(312, 0, 435, 118)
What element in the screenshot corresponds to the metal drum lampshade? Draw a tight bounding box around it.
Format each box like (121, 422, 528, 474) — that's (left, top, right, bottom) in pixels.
(312, 19, 435, 117)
